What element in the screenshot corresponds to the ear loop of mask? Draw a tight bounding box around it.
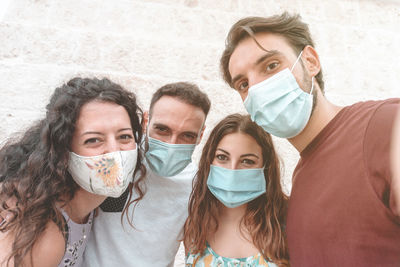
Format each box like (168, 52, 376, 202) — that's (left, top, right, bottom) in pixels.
(291, 50, 314, 95)
(290, 50, 303, 72)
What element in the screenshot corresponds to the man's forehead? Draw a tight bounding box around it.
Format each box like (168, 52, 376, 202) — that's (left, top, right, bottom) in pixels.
(229, 33, 297, 76)
(151, 96, 204, 116)
(150, 97, 205, 128)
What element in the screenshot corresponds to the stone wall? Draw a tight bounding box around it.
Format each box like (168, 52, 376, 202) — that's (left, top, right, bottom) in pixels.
(1, 0, 399, 266)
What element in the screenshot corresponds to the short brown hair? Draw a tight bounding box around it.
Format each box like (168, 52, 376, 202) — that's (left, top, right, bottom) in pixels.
(149, 82, 211, 117)
(220, 12, 324, 92)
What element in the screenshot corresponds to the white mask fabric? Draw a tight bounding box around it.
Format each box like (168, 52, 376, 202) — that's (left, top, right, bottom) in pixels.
(68, 148, 138, 197)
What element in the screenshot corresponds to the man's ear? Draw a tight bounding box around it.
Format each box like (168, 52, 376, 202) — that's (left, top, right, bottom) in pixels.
(143, 111, 149, 134)
(302, 45, 321, 78)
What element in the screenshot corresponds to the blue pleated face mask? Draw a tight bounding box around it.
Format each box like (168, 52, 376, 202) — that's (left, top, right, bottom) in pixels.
(244, 51, 314, 138)
(145, 137, 196, 177)
(206, 165, 266, 208)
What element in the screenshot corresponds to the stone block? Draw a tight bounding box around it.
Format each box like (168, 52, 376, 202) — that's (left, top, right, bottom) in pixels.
(2, 0, 51, 25)
(196, 0, 239, 12)
(0, 23, 24, 59)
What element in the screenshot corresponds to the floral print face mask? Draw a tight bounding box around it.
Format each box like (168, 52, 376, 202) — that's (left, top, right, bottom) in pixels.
(68, 148, 138, 197)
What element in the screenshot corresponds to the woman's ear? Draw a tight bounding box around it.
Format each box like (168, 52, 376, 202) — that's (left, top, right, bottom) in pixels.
(302, 45, 321, 77)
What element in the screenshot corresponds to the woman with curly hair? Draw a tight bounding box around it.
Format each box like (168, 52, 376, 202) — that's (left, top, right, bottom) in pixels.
(184, 114, 289, 266)
(0, 77, 145, 267)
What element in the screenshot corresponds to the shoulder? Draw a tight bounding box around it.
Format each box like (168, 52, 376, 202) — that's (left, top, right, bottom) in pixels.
(343, 98, 399, 119)
(364, 99, 399, 144)
(23, 220, 66, 267)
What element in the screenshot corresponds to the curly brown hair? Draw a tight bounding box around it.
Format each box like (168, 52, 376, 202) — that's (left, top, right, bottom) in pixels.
(183, 114, 289, 266)
(0, 77, 146, 266)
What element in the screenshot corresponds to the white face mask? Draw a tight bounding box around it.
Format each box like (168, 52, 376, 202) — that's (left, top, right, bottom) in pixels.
(68, 148, 138, 197)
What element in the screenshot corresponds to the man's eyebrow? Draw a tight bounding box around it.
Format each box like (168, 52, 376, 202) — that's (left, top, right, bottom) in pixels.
(254, 50, 281, 66)
(231, 50, 282, 87)
(152, 123, 170, 129)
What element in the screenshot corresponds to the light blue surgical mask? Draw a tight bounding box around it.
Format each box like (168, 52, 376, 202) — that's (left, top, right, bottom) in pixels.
(207, 165, 266, 208)
(244, 51, 314, 138)
(145, 137, 196, 177)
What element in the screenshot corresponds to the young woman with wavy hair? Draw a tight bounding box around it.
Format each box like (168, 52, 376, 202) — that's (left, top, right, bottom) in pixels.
(184, 114, 289, 266)
(0, 77, 146, 267)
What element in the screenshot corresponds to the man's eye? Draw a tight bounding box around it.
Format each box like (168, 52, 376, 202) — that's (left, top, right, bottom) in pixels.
(266, 62, 279, 72)
(237, 81, 249, 92)
(155, 126, 169, 134)
(156, 126, 166, 131)
(184, 134, 196, 140)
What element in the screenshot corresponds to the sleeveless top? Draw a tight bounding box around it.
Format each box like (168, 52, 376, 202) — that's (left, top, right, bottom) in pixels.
(58, 210, 94, 267)
(186, 243, 277, 267)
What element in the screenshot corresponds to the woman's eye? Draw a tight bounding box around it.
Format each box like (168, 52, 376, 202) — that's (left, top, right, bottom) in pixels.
(119, 134, 133, 140)
(215, 154, 228, 161)
(242, 158, 256, 165)
(84, 138, 100, 145)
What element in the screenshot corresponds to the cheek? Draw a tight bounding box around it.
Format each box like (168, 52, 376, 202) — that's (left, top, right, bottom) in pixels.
(70, 137, 82, 155)
(239, 91, 248, 102)
(123, 141, 136, 150)
(73, 147, 103, 157)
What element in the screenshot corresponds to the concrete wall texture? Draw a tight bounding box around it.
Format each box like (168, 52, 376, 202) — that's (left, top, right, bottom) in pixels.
(0, 0, 399, 266)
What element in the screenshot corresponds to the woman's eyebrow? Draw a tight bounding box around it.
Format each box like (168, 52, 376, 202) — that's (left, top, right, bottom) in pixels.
(216, 148, 230, 154)
(240, 153, 259, 159)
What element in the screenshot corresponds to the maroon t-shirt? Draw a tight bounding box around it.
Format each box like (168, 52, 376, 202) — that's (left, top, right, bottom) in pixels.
(287, 99, 400, 266)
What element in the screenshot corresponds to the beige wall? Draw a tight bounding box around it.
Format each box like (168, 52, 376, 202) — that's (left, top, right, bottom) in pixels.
(1, 0, 399, 266)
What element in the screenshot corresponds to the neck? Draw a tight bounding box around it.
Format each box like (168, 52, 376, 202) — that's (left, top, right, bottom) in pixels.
(289, 90, 343, 152)
(219, 204, 247, 224)
(62, 189, 106, 224)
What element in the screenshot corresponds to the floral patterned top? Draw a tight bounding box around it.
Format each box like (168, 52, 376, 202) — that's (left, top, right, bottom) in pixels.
(186, 243, 277, 267)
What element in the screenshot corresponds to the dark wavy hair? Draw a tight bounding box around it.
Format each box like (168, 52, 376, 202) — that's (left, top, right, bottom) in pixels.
(183, 114, 289, 266)
(0, 77, 145, 266)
